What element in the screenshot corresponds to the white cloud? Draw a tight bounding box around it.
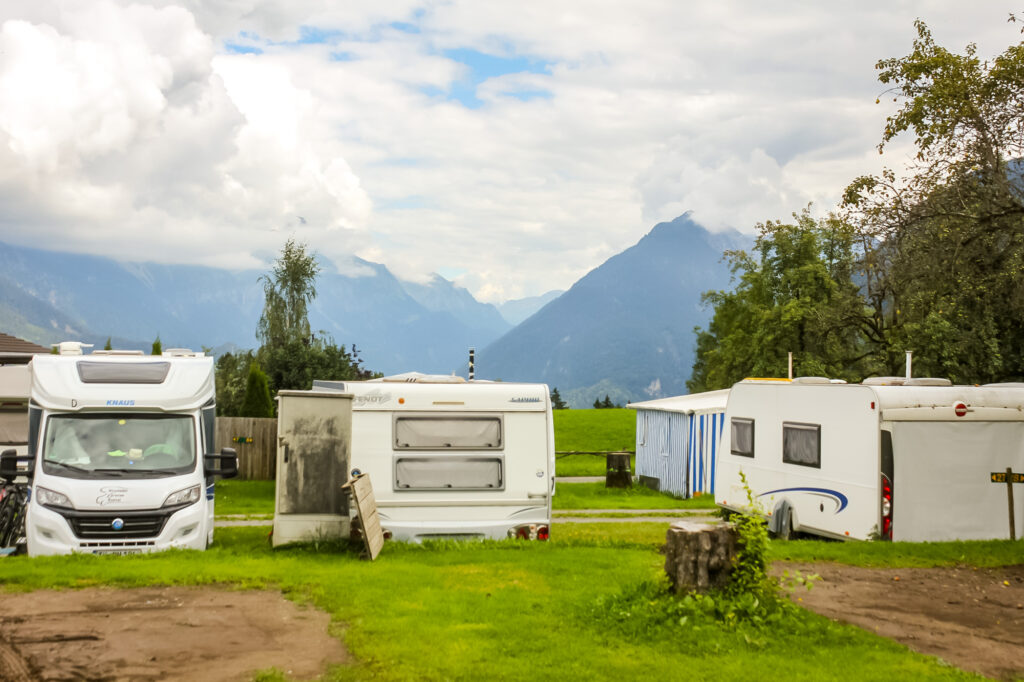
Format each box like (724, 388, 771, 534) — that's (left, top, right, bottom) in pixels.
(0, 0, 1018, 300)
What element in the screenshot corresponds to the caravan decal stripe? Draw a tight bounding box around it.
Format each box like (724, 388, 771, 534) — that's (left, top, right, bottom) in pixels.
(758, 487, 849, 513)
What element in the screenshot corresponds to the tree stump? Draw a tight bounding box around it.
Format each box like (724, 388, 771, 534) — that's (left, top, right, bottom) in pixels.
(664, 520, 739, 593)
(605, 453, 631, 488)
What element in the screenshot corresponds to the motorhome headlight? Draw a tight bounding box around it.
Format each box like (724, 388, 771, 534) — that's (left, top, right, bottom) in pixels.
(36, 486, 73, 508)
(163, 485, 201, 507)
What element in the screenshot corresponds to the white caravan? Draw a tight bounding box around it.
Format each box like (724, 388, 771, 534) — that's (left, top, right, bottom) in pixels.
(0, 348, 238, 556)
(716, 377, 1024, 542)
(313, 374, 555, 542)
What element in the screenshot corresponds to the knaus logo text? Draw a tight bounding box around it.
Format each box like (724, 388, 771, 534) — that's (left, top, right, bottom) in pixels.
(354, 390, 392, 406)
(106, 399, 135, 406)
(510, 397, 541, 403)
(96, 487, 128, 506)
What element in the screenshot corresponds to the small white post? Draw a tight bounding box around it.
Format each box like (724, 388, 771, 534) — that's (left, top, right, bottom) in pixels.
(905, 351, 913, 380)
(788, 352, 793, 380)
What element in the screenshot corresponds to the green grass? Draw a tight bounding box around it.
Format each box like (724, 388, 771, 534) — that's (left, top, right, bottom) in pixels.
(554, 409, 635, 476)
(769, 537, 1024, 568)
(0, 527, 981, 681)
(215, 479, 275, 517)
(553, 482, 717, 510)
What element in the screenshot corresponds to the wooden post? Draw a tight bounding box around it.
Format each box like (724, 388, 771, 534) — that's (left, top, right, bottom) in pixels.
(663, 520, 739, 593)
(1007, 467, 1016, 541)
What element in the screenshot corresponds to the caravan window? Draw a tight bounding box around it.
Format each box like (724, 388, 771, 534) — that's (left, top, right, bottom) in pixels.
(731, 418, 754, 457)
(394, 415, 502, 450)
(782, 422, 820, 468)
(395, 456, 503, 490)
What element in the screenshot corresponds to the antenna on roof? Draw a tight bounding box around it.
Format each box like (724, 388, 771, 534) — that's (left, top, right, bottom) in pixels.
(905, 350, 913, 380)
(788, 352, 793, 380)
(468, 347, 475, 381)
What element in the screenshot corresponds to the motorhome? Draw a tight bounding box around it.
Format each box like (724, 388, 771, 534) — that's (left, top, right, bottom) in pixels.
(716, 377, 1024, 542)
(0, 346, 238, 556)
(313, 374, 555, 542)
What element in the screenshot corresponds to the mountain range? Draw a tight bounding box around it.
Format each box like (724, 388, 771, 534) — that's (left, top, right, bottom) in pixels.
(0, 214, 746, 406)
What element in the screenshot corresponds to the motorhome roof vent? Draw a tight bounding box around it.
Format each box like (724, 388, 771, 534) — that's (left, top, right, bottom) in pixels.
(53, 341, 93, 356)
(76, 361, 171, 384)
(378, 372, 466, 384)
(862, 377, 906, 386)
(162, 348, 203, 358)
(91, 350, 145, 356)
(792, 376, 832, 384)
(904, 377, 952, 386)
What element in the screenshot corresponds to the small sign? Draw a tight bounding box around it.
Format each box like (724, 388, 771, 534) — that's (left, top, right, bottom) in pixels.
(232, 436, 254, 444)
(991, 471, 1024, 484)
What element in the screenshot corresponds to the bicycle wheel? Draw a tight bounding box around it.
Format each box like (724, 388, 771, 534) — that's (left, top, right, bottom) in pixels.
(0, 492, 16, 548)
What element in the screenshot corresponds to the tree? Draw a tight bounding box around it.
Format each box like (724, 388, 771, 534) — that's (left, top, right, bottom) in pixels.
(843, 19, 1024, 382)
(240, 362, 274, 418)
(257, 238, 320, 348)
(601, 395, 614, 409)
(689, 210, 872, 392)
(215, 350, 255, 416)
(550, 387, 568, 410)
(103, 337, 112, 351)
(151, 335, 162, 356)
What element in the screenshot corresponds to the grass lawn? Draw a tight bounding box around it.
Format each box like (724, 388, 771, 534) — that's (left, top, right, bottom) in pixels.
(769, 537, 1024, 568)
(0, 526, 980, 681)
(215, 479, 275, 517)
(553, 482, 717, 510)
(554, 409, 636, 476)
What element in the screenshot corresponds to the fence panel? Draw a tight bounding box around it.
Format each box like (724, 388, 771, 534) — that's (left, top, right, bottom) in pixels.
(216, 417, 277, 480)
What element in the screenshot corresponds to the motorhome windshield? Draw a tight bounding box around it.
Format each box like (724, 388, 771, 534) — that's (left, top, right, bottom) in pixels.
(41, 413, 196, 478)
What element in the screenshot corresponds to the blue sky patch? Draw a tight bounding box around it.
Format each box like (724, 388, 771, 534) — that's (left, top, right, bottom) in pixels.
(224, 42, 263, 55)
(439, 48, 552, 109)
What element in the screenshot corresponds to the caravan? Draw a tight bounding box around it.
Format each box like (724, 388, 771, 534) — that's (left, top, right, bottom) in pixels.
(0, 347, 238, 556)
(716, 378, 1024, 542)
(314, 374, 555, 542)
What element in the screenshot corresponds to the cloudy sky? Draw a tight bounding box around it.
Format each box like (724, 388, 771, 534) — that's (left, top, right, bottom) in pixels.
(0, 2, 1017, 303)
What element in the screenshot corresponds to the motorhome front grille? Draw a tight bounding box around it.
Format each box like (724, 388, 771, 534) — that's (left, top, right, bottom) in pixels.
(55, 509, 175, 539)
(78, 540, 156, 548)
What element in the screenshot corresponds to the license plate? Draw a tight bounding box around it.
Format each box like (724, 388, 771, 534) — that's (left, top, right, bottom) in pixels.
(93, 549, 142, 555)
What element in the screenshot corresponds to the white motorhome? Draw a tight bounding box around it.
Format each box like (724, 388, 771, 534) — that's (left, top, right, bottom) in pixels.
(716, 377, 1024, 542)
(313, 374, 555, 542)
(0, 347, 238, 556)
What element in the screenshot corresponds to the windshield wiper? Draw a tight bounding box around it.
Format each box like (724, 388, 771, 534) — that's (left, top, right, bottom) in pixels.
(89, 468, 127, 477)
(45, 461, 92, 474)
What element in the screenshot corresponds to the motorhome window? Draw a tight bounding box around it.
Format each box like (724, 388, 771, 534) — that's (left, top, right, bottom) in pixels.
(28, 405, 40, 456)
(41, 413, 196, 478)
(76, 361, 171, 384)
(731, 418, 754, 457)
(0, 406, 28, 445)
(201, 405, 216, 455)
(782, 422, 820, 468)
(394, 415, 502, 450)
(395, 457, 503, 490)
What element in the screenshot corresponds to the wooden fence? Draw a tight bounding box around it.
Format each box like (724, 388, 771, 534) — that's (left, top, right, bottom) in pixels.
(216, 417, 277, 480)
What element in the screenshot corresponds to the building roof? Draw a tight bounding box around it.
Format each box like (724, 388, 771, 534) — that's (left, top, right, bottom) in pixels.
(627, 389, 730, 414)
(0, 332, 50, 362)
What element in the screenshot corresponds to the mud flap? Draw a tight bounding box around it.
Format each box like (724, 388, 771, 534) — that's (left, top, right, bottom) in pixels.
(769, 499, 793, 538)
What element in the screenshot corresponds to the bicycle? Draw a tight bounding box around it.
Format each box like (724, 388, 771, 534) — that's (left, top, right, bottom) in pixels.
(0, 474, 28, 554)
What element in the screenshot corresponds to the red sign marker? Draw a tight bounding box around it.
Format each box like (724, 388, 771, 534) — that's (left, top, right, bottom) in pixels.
(954, 402, 968, 417)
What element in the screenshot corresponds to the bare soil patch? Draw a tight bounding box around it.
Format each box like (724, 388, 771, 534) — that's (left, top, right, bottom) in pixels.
(776, 562, 1024, 680)
(0, 586, 348, 681)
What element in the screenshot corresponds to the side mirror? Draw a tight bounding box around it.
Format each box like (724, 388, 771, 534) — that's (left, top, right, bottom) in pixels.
(0, 449, 32, 481)
(204, 447, 238, 479)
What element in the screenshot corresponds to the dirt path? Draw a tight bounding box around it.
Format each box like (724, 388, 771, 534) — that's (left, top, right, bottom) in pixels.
(776, 562, 1024, 681)
(0, 586, 348, 681)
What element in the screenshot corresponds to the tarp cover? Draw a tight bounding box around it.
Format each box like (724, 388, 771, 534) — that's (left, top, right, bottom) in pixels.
(892, 421, 1024, 541)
